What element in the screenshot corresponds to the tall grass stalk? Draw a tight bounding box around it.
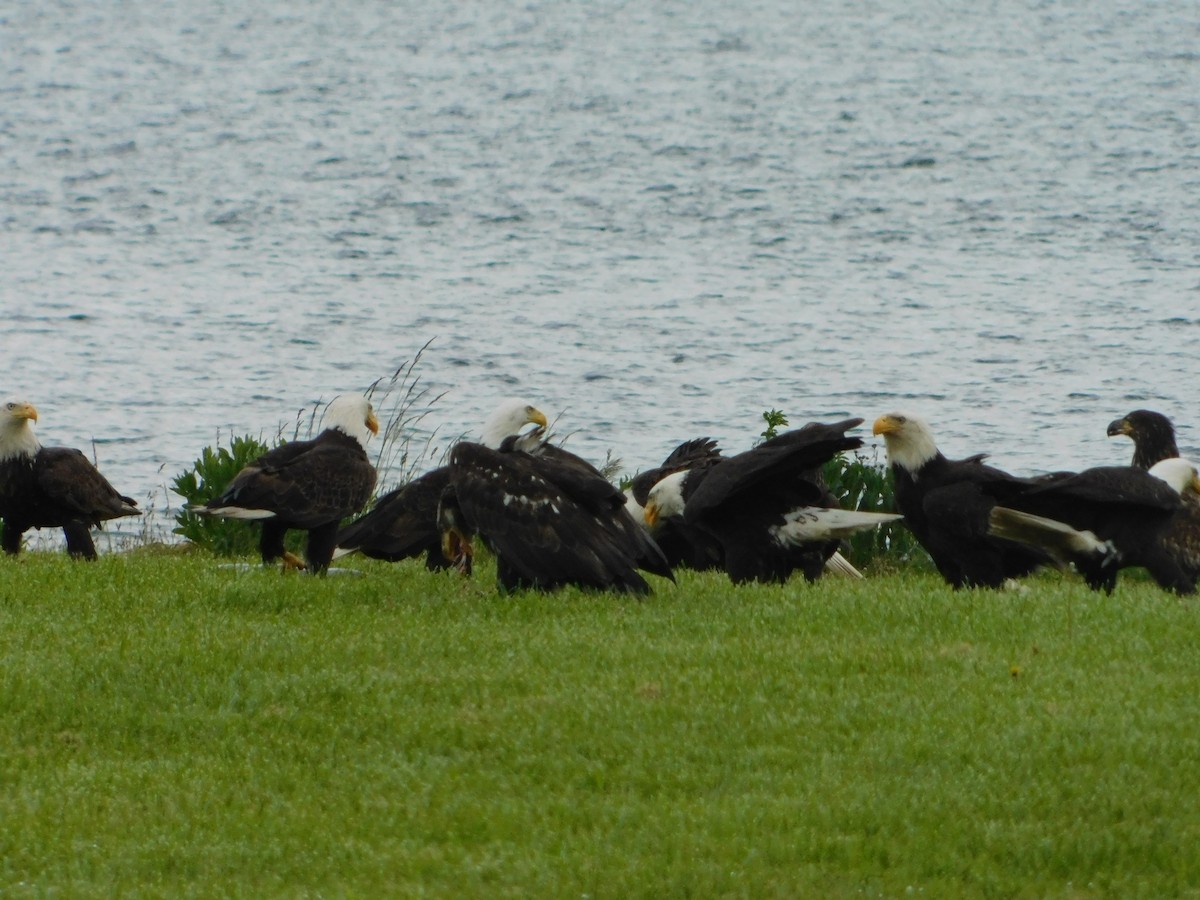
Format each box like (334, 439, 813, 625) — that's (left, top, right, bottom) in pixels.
(363, 337, 451, 489)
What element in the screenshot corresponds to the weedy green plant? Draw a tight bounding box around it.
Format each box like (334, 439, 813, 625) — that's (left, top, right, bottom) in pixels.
(821, 447, 928, 572)
(760, 408, 788, 441)
(171, 433, 283, 557)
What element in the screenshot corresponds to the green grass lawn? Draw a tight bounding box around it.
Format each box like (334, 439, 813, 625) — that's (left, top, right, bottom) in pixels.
(1, 549, 1198, 897)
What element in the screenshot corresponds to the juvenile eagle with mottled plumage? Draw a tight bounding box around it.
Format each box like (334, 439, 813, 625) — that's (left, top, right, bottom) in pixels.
(441, 403, 674, 594)
(988, 458, 1200, 595)
(1107, 410, 1181, 470)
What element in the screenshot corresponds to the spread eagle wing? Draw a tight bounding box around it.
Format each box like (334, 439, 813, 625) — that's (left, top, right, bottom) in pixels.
(1018, 466, 1182, 510)
(629, 437, 724, 507)
(685, 419, 862, 523)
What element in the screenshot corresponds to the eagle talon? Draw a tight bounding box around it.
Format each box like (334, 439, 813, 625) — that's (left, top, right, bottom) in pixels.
(280, 551, 307, 572)
(440, 527, 474, 576)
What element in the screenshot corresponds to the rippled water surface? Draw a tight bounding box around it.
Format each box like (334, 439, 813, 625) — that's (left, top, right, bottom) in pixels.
(4, 0, 1199, 539)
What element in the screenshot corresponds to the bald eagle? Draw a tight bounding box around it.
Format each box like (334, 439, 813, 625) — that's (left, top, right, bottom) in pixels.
(988, 458, 1200, 595)
(643, 419, 900, 584)
(1107, 410, 1181, 469)
(0, 399, 140, 559)
(873, 412, 1051, 589)
(199, 394, 379, 574)
(627, 437, 726, 572)
(333, 398, 549, 571)
(445, 421, 674, 595)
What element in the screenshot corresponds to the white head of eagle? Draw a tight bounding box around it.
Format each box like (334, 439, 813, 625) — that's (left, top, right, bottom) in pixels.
(643, 470, 688, 527)
(323, 394, 380, 446)
(0, 400, 42, 462)
(872, 412, 940, 474)
(480, 398, 549, 450)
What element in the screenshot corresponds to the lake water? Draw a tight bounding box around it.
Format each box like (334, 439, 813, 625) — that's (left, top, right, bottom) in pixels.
(3, 0, 1199, 545)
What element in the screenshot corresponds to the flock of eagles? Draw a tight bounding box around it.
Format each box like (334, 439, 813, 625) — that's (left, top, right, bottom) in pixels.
(1, 395, 1199, 596)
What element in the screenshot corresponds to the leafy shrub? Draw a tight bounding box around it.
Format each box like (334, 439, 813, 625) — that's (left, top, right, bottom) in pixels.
(171, 434, 294, 558)
(821, 448, 928, 572)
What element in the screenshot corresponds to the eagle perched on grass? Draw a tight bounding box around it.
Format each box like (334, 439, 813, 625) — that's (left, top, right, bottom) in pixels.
(445, 407, 675, 595)
(199, 394, 378, 574)
(0, 399, 140, 559)
(873, 412, 1050, 589)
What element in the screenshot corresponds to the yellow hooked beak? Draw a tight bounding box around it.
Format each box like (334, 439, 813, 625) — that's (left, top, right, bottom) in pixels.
(643, 502, 660, 529)
(872, 414, 901, 436)
(365, 407, 380, 435)
(1107, 418, 1133, 438)
(528, 406, 549, 429)
(9, 402, 38, 423)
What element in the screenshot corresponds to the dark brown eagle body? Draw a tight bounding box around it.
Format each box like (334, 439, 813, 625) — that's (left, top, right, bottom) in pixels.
(334, 466, 459, 571)
(874, 413, 1050, 589)
(1160, 500, 1200, 588)
(0, 447, 140, 559)
(448, 438, 673, 594)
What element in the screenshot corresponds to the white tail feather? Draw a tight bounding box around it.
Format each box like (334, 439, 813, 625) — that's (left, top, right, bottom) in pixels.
(198, 506, 277, 521)
(988, 507, 1114, 567)
(773, 508, 903, 545)
(823, 550, 864, 579)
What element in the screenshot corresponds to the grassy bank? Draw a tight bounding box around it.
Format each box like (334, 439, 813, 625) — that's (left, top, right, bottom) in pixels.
(1, 551, 1198, 897)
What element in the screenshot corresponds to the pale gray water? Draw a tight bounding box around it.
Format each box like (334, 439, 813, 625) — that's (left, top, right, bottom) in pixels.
(3, 0, 1199, 544)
